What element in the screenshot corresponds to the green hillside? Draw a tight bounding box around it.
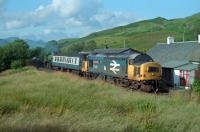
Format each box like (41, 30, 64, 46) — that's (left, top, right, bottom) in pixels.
(58, 13, 200, 53)
(0, 67, 200, 131)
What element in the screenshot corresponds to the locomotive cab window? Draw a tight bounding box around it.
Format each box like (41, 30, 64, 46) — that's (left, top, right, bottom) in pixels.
(148, 67, 159, 72)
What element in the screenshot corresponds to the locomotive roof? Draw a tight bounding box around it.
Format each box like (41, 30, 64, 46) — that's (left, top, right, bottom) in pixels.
(106, 53, 141, 59)
(52, 48, 149, 60)
(89, 51, 152, 60)
(93, 48, 141, 54)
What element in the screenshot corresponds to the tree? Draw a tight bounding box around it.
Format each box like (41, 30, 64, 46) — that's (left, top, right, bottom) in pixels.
(0, 47, 5, 71)
(0, 40, 29, 70)
(11, 60, 23, 69)
(28, 47, 45, 60)
(45, 40, 59, 54)
(193, 79, 200, 97)
(11, 40, 29, 61)
(61, 42, 85, 55)
(60, 40, 97, 55)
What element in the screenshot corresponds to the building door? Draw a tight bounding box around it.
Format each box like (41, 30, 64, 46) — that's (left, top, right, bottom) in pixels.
(162, 68, 174, 86)
(180, 70, 190, 86)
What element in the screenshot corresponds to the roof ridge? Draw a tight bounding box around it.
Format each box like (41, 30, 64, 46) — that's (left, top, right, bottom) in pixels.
(157, 41, 198, 45)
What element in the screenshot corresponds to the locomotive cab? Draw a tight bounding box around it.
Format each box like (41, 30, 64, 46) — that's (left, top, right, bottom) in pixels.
(127, 54, 162, 81)
(139, 62, 162, 81)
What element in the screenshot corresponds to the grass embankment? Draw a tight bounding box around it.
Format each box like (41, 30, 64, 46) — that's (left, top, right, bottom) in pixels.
(0, 67, 200, 131)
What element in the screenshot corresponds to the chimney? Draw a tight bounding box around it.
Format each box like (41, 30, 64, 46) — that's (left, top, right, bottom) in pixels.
(198, 34, 200, 43)
(167, 36, 174, 45)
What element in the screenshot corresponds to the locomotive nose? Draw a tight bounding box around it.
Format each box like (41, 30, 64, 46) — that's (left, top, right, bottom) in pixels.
(140, 62, 162, 81)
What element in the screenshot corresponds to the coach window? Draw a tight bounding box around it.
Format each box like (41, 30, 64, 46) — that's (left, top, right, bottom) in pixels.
(71, 58, 74, 64)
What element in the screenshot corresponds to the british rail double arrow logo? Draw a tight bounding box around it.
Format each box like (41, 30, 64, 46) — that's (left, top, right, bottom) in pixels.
(110, 60, 120, 74)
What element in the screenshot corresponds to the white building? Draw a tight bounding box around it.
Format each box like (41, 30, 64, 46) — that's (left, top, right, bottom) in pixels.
(147, 35, 200, 89)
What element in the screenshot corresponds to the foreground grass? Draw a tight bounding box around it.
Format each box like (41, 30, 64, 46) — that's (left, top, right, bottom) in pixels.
(0, 67, 200, 132)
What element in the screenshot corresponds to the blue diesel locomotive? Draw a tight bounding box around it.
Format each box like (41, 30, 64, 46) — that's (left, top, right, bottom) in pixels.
(49, 48, 163, 92)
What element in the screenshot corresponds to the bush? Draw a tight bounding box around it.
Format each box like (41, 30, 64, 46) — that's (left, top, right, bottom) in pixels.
(11, 60, 24, 69)
(0, 40, 29, 71)
(193, 79, 200, 97)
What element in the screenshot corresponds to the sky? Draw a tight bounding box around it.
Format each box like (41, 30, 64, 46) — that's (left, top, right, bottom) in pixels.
(0, 0, 199, 41)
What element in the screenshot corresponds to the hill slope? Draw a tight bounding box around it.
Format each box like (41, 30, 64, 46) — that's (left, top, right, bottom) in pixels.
(59, 13, 200, 52)
(0, 67, 200, 131)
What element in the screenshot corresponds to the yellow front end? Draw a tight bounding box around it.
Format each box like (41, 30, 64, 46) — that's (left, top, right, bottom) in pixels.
(139, 62, 162, 81)
(128, 62, 162, 81)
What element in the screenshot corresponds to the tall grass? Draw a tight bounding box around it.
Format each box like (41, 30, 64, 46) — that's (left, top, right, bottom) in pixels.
(0, 67, 200, 131)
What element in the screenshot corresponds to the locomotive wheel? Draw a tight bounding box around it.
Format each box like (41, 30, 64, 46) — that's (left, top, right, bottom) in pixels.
(120, 79, 129, 87)
(129, 82, 141, 90)
(140, 85, 153, 92)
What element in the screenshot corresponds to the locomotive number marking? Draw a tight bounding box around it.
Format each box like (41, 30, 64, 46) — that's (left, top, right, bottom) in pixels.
(110, 60, 120, 74)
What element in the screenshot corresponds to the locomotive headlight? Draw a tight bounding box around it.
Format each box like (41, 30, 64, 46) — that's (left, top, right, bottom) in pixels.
(151, 73, 155, 76)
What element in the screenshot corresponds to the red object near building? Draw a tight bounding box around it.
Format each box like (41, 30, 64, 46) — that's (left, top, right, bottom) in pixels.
(179, 70, 190, 86)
